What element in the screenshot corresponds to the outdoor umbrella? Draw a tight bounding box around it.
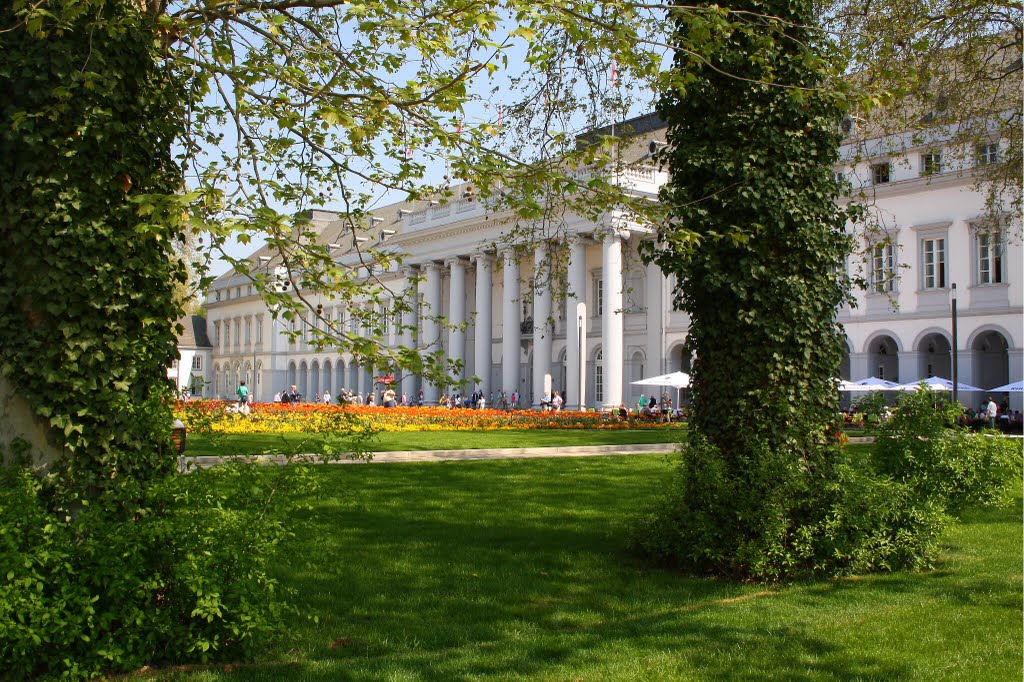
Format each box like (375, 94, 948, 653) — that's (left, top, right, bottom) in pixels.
(630, 371, 691, 408)
(838, 377, 901, 391)
(987, 380, 1024, 393)
(894, 376, 984, 392)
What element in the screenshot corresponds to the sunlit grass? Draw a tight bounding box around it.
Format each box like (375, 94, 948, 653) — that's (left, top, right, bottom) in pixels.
(158, 454, 1021, 681)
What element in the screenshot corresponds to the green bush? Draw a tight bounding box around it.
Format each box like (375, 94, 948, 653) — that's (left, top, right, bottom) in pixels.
(635, 392, 1021, 580)
(0, 459, 306, 680)
(875, 390, 1022, 513)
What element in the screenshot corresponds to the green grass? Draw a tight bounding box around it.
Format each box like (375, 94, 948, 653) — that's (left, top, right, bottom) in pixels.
(161, 453, 1021, 681)
(185, 427, 685, 457)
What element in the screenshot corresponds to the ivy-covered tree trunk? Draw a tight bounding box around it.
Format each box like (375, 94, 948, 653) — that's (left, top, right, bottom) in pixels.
(640, 0, 854, 578)
(0, 0, 186, 487)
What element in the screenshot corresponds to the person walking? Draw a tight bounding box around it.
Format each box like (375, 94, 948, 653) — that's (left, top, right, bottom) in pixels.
(235, 380, 251, 415)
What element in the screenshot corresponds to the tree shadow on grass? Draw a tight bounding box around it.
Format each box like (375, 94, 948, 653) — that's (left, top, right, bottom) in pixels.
(164, 459, 1018, 681)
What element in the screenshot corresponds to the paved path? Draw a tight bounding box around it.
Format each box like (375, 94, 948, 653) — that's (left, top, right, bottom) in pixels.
(186, 443, 680, 468)
(184, 436, 882, 469)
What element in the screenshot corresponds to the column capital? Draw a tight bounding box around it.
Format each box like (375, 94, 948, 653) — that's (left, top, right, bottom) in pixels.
(597, 224, 630, 241)
(444, 256, 468, 270)
(500, 247, 520, 265)
(471, 252, 495, 266)
(400, 264, 419, 278)
(422, 260, 444, 275)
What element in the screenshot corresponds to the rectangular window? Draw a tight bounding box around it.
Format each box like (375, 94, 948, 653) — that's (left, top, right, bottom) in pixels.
(920, 151, 942, 176)
(245, 319, 252, 344)
(192, 356, 202, 371)
(597, 279, 604, 316)
(921, 238, 946, 289)
(871, 242, 896, 294)
(595, 364, 603, 403)
(871, 162, 891, 185)
(978, 231, 1005, 284)
(976, 142, 998, 166)
(256, 318, 263, 344)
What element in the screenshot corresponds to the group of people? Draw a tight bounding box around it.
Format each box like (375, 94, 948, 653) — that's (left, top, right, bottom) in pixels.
(271, 385, 302, 405)
(539, 391, 564, 411)
(961, 397, 1022, 433)
(630, 393, 677, 422)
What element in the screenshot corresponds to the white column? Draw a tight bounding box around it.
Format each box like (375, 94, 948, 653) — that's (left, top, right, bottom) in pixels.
(898, 351, 922, 384)
(601, 228, 626, 410)
(566, 238, 588, 410)
(421, 262, 443, 404)
(473, 253, 494, 396)
(1009, 349, 1023, 411)
(645, 256, 662, 375)
(849, 352, 870, 380)
(501, 249, 521, 400)
(398, 266, 419, 391)
(447, 257, 467, 384)
(532, 243, 553, 408)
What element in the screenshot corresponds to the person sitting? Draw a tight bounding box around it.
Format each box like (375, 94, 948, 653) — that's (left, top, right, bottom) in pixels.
(617, 403, 628, 421)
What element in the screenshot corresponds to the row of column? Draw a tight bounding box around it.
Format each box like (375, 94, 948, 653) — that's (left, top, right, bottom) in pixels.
(401, 227, 630, 410)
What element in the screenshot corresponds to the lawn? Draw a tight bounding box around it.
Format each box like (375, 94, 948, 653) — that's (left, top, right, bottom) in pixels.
(184, 427, 686, 457)
(159, 453, 1021, 681)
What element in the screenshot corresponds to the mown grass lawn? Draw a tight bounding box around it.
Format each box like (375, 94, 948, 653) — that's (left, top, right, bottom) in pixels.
(158, 452, 1021, 681)
(185, 427, 686, 457)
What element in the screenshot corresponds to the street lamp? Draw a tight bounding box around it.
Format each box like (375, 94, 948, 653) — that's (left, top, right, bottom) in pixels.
(951, 282, 958, 406)
(577, 301, 587, 411)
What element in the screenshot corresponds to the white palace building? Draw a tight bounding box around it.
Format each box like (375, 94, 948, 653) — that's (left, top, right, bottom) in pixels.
(180, 113, 1023, 411)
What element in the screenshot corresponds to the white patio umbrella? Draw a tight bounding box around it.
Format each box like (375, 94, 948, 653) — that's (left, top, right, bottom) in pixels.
(838, 377, 901, 391)
(631, 371, 691, 409)
(631, 371, 691, 389)
(894, 376, 984, 392)
(987, 380, 1024, 392)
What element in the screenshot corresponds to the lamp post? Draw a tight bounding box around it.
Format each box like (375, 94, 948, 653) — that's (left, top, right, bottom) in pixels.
(576, 301, 587, 411)
(951, 282, 958, 406)
(578, 314, 584, 410)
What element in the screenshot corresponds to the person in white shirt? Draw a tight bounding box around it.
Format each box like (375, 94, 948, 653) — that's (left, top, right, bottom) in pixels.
(985, 397, 998, 428)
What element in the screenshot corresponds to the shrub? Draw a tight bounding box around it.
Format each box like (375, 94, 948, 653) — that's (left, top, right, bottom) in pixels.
(874, 390, 1022, 513)
(0, 456, 306, 679)
(635, 392, 1021, 580)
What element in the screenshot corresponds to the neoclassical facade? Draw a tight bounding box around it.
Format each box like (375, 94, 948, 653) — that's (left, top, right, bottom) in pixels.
(197, 114, 1022, 410)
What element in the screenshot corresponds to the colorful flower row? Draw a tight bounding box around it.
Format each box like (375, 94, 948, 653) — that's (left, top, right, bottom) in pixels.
(174, 400, 685, 434)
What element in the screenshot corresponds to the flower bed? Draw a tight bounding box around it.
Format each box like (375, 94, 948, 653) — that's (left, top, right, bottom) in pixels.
(175, 400, 684, 434)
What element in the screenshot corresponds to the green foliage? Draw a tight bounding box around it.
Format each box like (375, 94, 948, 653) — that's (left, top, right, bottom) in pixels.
(874, 390, 1022, 513)
(0, 458, 306, 679)
(638, 0, 856, 579)
(0, 3, 307, 676)
(0, 0, 186, 485)
(636, 397, 1021, 579)
(852, 391, 889, 424)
